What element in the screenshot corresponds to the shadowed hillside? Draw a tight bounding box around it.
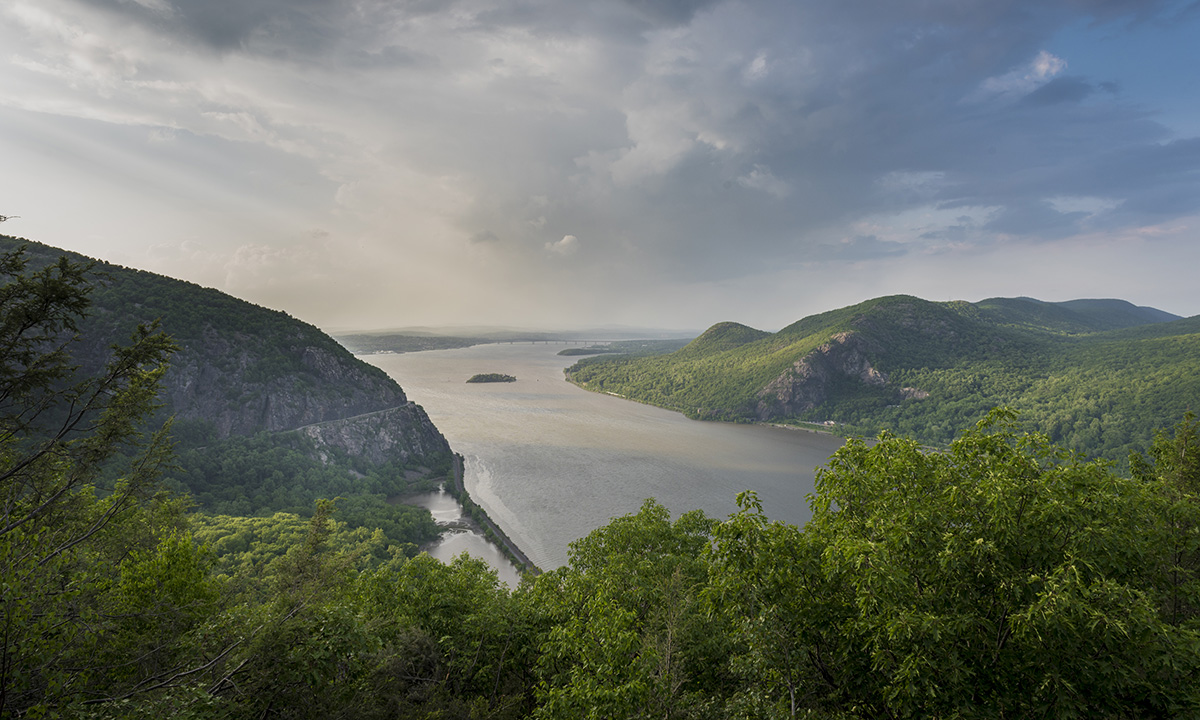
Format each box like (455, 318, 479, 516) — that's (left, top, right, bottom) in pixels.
(2, 235, 451, 525)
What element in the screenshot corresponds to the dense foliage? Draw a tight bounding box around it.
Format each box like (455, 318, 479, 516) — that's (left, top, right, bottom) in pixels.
(162, 420, 444, 549)
(8, 247, 1200, 718)
(567, 295, 1197, 462)
(1, 235, 450, 553)
(466, 373, 518, 383)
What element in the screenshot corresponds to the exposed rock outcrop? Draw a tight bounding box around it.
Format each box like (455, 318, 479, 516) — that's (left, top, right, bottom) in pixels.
(899, 387, 931, 400)
(4, 235, 447, 473)
(755, 331, 921, 420)
(297, 404, 451, 466)
(162, 325, 407, 438)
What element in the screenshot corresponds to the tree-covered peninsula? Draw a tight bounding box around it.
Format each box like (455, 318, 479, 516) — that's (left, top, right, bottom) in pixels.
(566, 294, 1196, 462)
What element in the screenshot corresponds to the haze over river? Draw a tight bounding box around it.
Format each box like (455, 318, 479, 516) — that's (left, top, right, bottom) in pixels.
(365, 343, 845, 571)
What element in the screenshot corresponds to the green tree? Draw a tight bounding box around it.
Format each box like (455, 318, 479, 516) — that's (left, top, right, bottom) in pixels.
(0, 246, 216, 716)
(194, 501, 383, 720)
(711, 409, 1200, 718)
(1131, 413, 1200, 629)
(360, 552, 537, 718)
(533, 500, 732, 720)
(708, 492, 847, 719)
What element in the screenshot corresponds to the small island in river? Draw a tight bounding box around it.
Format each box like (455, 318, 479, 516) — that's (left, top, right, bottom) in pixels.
(466, 373, 517, 383)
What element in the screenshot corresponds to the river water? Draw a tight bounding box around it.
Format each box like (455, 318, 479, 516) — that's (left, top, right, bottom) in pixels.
(364, 344, 845, 572)
(394, 486, 524, 588)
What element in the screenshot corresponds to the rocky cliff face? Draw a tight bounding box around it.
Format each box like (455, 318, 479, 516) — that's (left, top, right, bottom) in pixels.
(163, 324, 408, 438)
(755, 331, 925, 420)
(297, 404, 451, 466)
(5, 235, 448, 471)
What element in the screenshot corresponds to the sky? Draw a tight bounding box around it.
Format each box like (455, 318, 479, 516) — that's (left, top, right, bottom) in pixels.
(2, 0, 1199, 333)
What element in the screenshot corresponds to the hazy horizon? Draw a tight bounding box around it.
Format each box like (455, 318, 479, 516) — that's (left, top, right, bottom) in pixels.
(325, 293, 1187, 338)
(3, 0, 1199, 331)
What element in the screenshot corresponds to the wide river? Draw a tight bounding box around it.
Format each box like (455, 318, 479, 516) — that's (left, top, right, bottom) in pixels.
(365, 344, 845, 572)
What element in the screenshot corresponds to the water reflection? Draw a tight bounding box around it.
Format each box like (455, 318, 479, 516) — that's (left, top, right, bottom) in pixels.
(397, 487, 523, 589)
(368, 344, 845, 570)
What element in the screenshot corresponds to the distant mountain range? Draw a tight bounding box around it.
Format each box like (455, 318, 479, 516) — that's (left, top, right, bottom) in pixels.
(566, 295, 1197, 462)
(335, 325, 698, 354)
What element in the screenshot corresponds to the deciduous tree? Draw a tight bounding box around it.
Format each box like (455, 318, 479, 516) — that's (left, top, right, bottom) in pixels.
(0, 246, 214, 716)
(711, 409, 1200, 718)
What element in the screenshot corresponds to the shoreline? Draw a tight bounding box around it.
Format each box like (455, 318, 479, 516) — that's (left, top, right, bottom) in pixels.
(759, 421, 841, 436)
(444, 453, 542, 577)
(566, 376, 845, 439)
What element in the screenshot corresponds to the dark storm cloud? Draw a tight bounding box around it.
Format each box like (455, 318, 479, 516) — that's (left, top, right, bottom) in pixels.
(457, 0, 1198, 272)
(985, 202, 1089, 237)
(77, 0, 716, 57)
(75, 0, 456, 56)
(7, 0, 1200, 327)
(619, 0, 723, 24)
(192, 0, 1191, 273)
(1023, 76, 1096, 105)
(75, 0, 336, 50)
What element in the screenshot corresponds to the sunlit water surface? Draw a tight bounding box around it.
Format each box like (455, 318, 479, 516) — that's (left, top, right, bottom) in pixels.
(365, 344, 845, 572)
(396, 487, 523, 588)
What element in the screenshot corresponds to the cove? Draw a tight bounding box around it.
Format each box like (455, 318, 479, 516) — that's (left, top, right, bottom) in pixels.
(396, 487, 523, 588)
(365, 343, 846, 570)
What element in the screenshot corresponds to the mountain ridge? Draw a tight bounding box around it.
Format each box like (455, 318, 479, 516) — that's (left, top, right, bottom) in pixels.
(1, 234, 452, 518)
(566, 294, 1194, 461)
(2, 236, 422, 437)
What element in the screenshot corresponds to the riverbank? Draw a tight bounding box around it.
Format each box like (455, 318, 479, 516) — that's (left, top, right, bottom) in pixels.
(445, 453, 542, 577)
(761, 421, 842, 436)
(568, 374, 846, 439)
(366, 344, 844, 570)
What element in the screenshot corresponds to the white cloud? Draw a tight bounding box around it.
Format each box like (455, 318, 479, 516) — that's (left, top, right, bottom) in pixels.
(546, 234, 580, 256)
(975, 50, 1068, 100)
(1, 0, 1198, 329)
(744, 51, 769, 82)
(736, 164, 790, 198)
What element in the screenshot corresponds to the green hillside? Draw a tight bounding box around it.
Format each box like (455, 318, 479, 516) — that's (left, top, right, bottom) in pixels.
(566, 294, 1193, 461)
(8, 241, 1200, 719)
(2, 235, 452, 548)
(973, 296, 1178, 334)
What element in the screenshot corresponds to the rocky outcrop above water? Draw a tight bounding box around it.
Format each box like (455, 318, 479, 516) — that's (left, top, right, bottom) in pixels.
(756, 332, 888, 418)
(297, 405, 451, 466)
(755, 331, 929, 420)
(162, 325, 408, 438)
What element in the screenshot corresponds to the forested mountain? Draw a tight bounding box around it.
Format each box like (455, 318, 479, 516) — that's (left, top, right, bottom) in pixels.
(0, 235, 451, 530)
(4, 236, 414, 435)
(566, 294, 1194, 461)
(7, 238, 1200, 718)
(972, 296, 1179, 334)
